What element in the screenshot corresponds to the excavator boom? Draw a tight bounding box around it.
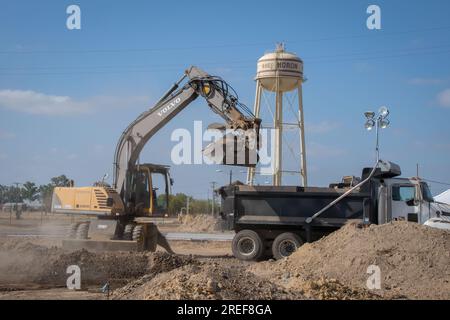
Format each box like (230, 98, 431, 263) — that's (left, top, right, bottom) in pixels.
(113, 66, 260, 198)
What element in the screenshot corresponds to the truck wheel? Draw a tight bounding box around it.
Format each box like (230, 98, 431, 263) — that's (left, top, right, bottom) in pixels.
(123, 223, 134, 240)
(232, 230, 264, 261)
(75, 222, 90, 240)
(66, 222, 80, 239)
(272, 232, 303, 260)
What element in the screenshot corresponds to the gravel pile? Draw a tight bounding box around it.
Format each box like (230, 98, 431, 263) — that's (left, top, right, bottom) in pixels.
(112, 261, 299, 300)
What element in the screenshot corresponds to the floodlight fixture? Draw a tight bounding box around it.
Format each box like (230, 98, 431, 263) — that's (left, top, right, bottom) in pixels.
(363, 106, 391, 162)
(379, 106, 389, 118)
(364, 111, 375, 120)
(380, 119, 390, 129)
(365, 119, 375, 131)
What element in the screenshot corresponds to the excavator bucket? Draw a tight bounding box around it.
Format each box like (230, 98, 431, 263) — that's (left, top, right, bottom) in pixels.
(203, 131, 259, 167)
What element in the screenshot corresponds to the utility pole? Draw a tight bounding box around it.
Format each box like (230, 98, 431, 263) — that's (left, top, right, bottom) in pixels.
(186, 197, 190, 215)
(210, 181, 217, 216)
(229, 170, 232, 185)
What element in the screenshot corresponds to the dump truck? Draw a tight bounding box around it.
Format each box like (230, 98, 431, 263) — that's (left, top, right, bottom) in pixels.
(219, 160, 450, 261)
(52, 66, 261, 252)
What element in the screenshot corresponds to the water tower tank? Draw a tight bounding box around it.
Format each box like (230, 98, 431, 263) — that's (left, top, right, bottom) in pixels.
(256, 44, 303, 92)
(248, 43, 308, 187)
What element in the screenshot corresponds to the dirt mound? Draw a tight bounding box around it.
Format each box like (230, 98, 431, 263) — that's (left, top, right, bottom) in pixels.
(0, 241, 196, 287)
(113, 262, 299, 300)
(253, 221, 450, 299)
(294, 278, 379, 300)
(177, 214, 223, 232)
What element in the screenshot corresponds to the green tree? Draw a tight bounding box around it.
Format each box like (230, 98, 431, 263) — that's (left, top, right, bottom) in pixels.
(21, 181, 39, 202)
(162, 193, 218, 215)
(190, 199, 210, 214)
(50, 175, 71, 187)
(6, 185, 22, 203)
(0, 184, 6, 204)
(167, 193, 189, 215)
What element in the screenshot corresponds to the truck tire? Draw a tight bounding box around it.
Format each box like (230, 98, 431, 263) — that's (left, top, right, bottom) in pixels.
(272, 232, 303, 260)
(232, 230, 264, 261)
(123, 224, 134, 240)
(75, 222, 90, 240)
(66, 222, 80, 239)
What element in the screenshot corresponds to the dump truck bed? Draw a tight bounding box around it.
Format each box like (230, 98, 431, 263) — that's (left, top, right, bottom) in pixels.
(220, 185, 371, 233)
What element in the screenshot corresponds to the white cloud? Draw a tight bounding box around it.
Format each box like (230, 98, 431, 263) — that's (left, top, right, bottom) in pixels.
(0, 89, 150, 116)
(306, 121, 340, 134)
(0, 89, 89, 115)
(408, 77, 445, 86)
(437, 88, 450, 108)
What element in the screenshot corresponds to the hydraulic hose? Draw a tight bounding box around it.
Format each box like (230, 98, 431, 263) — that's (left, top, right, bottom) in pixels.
(305, 160, 380, 224)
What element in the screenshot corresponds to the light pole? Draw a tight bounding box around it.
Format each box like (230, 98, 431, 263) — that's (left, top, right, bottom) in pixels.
(364, 106, 390, 162)
(306, 106, 391, 224)
(210, 181, 217, 216)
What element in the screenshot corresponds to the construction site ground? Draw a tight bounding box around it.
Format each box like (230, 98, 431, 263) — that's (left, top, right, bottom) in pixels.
(0, 211, 448, 300)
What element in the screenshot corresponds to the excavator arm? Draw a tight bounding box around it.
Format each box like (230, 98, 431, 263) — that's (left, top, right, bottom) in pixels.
(113, 66, 261, 197)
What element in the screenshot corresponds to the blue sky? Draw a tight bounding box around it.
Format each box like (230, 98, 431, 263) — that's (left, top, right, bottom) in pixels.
(0, 0, 449, 197)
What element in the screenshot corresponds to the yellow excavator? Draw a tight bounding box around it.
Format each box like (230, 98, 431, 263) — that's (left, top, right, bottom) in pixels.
(51, 66, 261, 252)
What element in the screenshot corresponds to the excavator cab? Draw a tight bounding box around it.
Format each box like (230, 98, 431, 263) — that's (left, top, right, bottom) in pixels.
(126, 164, 171, 217)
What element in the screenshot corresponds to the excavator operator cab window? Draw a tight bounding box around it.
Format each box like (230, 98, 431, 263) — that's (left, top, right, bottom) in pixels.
(132, 171, 151, 211)
(151, 172, 168, 215)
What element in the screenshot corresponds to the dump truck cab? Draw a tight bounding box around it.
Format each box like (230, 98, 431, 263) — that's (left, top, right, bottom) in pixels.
(377, 177, 447, 224)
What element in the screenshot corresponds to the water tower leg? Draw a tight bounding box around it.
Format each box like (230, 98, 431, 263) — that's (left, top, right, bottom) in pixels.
(298, 82, 308, 187)
(247, 81, 262, 185)
(273, 77, 283, 186)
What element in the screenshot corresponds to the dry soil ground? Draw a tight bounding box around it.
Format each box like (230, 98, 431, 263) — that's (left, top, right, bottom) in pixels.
(0, 211, 448, 300)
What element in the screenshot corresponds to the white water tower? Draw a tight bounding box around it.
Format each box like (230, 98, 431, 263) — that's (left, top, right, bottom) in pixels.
(247, 43, 307, 186)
